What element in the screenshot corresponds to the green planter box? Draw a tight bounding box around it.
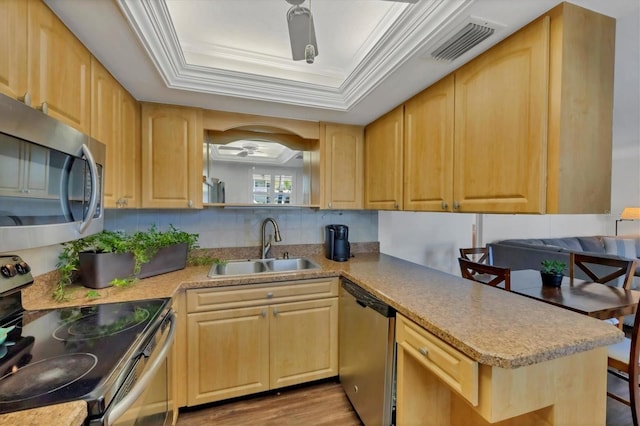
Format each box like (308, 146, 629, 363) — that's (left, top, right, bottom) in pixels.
(78, 243, 188, 289)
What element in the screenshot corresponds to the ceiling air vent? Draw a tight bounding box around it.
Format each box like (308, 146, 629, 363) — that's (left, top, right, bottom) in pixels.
(430, 19, 497, 62)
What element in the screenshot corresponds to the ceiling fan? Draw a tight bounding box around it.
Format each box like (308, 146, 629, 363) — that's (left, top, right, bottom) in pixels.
(218, 143, 263, 157)
(285, 0, 420, 63)
(285, 0, 317, 63)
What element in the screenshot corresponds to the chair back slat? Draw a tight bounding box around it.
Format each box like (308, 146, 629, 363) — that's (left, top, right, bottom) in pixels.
(570, 252, 637, 290)
(458, 257, 511, 291)
(459, 247, 488, 264)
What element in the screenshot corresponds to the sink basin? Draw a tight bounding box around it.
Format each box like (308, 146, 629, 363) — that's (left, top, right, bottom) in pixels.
(208, 260, 269, 276)
(207, 257, 320, 277)
(266, 258, 320, 272)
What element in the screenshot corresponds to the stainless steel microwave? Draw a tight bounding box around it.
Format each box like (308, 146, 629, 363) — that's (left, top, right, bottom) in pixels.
(0, 93, 105, 252)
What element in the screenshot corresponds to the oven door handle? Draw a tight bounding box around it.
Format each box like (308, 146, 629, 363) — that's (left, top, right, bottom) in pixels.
(105, 311, 176, 425)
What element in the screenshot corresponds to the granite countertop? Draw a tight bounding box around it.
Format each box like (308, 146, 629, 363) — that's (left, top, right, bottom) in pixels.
(0, 401, 86, 426)
(7, 251, 623, 425)
(22, 252, 622, 369)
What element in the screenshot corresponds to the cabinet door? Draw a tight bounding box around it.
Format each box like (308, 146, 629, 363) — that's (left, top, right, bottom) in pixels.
(119, 90, 141, 208)
(91, 59, 120, 208)
(141, 103, 203, 209)
(0, 0, 28, 100)
(453, 17, 549, 213)
(364, 105, 404, 210)
(187, 306, 269, 406)
(27, 0, 91, 134)
(269, 298, 338, 389)
(320, 123, 363, 209)
(404, 75, 454, 212)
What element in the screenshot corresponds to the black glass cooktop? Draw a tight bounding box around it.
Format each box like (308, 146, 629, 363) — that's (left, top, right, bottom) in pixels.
(0, 297, 170, 415)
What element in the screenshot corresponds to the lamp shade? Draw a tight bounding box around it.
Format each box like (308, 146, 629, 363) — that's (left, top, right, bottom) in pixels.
(620, 207, 640, 220)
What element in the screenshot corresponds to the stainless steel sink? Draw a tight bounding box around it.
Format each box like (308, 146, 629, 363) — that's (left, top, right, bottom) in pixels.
(207, 257, 320, 277)
(265, 258, 320, 272)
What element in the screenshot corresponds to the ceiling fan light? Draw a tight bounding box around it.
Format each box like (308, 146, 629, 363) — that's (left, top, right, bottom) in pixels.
(305, 44, 315, 63)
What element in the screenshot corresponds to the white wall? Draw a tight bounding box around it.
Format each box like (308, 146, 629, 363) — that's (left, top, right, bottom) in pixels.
(379, 11, 640, 275)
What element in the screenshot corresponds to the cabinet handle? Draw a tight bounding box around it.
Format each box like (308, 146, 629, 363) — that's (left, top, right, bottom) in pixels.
(266, 292, 273, 299)
(261, 309, 266, 318)
(188, 199, 193, 208)
(394, 201, 399, 209)
(441, 201, 448, 210)
(453, 201, 460, 210)
(18, 92, 31, 107)
(328, 202, 332, 208)
(419, 347, 429, 357)
(273, 308, 278, 316)
(37, 102, 49, 115)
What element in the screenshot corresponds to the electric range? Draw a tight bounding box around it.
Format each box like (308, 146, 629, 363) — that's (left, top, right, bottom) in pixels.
(0, 255, 173, 424)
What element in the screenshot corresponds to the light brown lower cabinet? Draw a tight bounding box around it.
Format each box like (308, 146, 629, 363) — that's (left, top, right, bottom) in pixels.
(185, 278, 338, 407)
(395, 313, 608, 425)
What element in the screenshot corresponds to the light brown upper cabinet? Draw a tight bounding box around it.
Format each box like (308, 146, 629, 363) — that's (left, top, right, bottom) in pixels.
(452, 2, 614, 214)
(91, 58, 140, 209)
(141, 103, 203, 209)
(27, 0, 91, 134)
(452, 15, 550, 213)
(404, 75, 454, 211)
(319, 123, 364, 210)
(544, 3, 614, 213)
(0, 0, 28, 101)
(387, 2, 614, 214)
(364, 105, 404, 210)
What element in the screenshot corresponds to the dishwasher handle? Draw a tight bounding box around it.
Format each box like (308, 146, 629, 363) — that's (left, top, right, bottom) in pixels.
(342, 279, 395, 318)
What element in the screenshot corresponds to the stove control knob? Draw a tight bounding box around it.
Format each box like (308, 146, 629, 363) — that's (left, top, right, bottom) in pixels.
(1, 264, 17, 278)
(15, 262, 31, 274)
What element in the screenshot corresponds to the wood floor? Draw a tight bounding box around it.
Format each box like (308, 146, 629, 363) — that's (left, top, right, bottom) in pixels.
(176, 379, 362, 426)
(177, 376, 633, 426)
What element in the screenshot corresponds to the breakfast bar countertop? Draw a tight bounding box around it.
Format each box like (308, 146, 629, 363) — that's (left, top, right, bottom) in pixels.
(22, 252, 623, 369)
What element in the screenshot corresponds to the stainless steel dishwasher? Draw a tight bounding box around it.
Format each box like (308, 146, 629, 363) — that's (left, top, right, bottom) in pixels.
(339, 278, 396, 426)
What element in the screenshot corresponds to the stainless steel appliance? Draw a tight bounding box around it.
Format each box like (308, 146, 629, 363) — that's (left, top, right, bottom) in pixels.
(325, 224, 350, 262)
(0, 255, 175, 425)
(0, 93, 105, 253)
(339, 278, 396, 426)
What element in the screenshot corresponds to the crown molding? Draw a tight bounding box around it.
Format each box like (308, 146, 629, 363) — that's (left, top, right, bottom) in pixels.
(117, 0, 474, 111)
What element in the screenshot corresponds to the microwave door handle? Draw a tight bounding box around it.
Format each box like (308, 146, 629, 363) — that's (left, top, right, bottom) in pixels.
(105, 312, 176, 425)
(59, 156, 74, 222)
(78, 144, 99, 234)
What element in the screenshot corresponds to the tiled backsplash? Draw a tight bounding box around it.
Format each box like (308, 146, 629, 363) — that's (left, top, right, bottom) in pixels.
(105, 208, 378, 248)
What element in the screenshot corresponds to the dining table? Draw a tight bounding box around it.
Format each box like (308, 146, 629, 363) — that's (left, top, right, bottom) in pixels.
(506, 269, 640, 320)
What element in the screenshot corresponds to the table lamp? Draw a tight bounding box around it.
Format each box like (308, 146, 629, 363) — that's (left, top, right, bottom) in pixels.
(615, 207, 640, 235)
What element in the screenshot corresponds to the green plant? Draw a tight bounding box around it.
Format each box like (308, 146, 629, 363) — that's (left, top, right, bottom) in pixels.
(54, 225, 199, 302)
(540, 260, 566, 275)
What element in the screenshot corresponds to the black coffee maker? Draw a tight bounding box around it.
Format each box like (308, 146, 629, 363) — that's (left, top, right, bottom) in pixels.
(325, 224, 350, 262)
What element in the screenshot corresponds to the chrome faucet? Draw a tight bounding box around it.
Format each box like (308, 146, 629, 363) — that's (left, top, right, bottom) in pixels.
(261, 217, 282, 259)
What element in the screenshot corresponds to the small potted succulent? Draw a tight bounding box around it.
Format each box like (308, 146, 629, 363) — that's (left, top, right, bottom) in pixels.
(540, 260, 566, 287)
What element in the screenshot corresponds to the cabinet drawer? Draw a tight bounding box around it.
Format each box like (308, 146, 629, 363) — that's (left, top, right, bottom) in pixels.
(187, 278, 339, 313)
(396, 314, 478, 406)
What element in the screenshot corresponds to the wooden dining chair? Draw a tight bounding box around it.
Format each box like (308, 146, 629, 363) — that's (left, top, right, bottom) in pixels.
(607, 301, 640, 426)
(570, 252, 637, 329)
(458, 257, 511, 291)
(459, 247, 489, 265)
(570, 252, 637, 289)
